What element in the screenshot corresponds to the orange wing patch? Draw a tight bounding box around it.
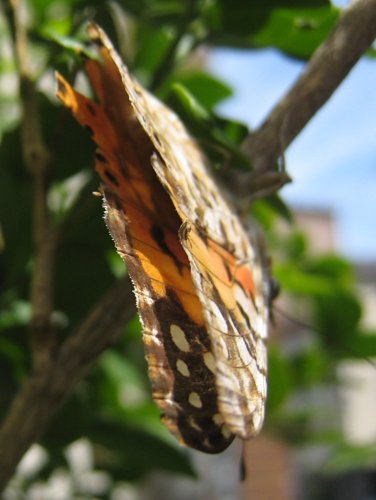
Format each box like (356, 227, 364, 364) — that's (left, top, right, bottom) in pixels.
(56, 23, 271, 453)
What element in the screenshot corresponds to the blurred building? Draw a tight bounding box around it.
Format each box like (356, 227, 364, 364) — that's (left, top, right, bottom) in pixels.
(242, 208, 376, 500)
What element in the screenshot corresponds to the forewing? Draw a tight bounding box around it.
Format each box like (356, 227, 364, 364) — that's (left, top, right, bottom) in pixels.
(56, 61, 233, 452)
(82, 25, 271, 439)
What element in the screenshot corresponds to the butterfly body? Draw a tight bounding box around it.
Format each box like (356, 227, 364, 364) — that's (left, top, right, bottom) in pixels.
(57, 24, 270, 453)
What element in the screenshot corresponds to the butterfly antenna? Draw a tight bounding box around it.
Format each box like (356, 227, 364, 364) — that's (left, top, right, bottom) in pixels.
(273, 306, 376, 369)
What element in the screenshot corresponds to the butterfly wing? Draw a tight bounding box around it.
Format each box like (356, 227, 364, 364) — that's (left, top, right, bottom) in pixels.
(56, 50, 233, 454)
(57, 23, 270, 450)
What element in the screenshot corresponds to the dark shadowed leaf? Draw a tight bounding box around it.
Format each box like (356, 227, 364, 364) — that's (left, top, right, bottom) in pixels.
(89, 420, 196, 480)
(204, 1, 338, 59)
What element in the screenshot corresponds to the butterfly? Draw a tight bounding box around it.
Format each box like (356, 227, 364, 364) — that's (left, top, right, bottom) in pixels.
(56, 23, 271, 454)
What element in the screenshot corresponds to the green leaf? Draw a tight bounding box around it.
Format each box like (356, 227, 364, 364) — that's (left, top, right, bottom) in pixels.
(283, 231, 308, 260)
(325, 443, 376, 473)
(250, 198, 278, 231)
(99, 351, 148, 411)
(336, 331, 376, 360)
(313, 289, 362, 346)
(119, 0, 188, 24)
(204, 1, 338, 60)
(106, 250, 127, 278)
(292, 346, 329, 387)
(0, 333, 28, 400)
(167, 83, 252, 170)
(305, 255, 355, 284)
(0, 299, 31, 329)
(30, 0, 71, 22)
(0, 129, 33, 287)
(267, 345, 294, 412)
(40, 29, 98, 59)
(100, 351, 146, 389)
(96, 348, 169, 440)
(263, 194, 293, 222)
(274, 263, 337, 296)
(133, 24, 174, 80)
(160, 71, 233, 110)
(168, 82, 212, 126)
(250, 6, 339, 59)
(48, 170, 92, 223)
(250, 195, 293, 231)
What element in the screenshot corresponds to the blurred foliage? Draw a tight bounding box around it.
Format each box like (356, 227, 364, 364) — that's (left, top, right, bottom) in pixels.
(1, 0, 375, 497)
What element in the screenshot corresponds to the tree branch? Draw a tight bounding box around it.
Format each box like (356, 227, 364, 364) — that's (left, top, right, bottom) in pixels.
(9, 0, 57, 369)
(0, 277, 137, 493)
(233, 0, 376, 195)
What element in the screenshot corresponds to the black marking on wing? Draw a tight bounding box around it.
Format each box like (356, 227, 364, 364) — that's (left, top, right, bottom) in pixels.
(152, 286, 234, 453)
(150, 224, 184, 274)
(222, 259, 233, 284)
(104, 169, 120, 187)
(237, 301, 252, 331)
(96, 151, 108, 163)
(87, 102, 97, 116)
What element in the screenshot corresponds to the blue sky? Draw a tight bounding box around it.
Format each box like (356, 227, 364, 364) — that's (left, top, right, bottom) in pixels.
(208, 48, 376, 261)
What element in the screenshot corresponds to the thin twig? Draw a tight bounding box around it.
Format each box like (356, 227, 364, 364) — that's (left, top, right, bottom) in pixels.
(230, 0, 376, 196)
(9, 0, 57, 369)
(0, 277, 137, 493)
(274, 306, 376, 369)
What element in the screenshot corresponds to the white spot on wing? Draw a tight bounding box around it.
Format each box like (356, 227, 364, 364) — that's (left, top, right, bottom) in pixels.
(176, 359, 190, 377)
(222, 424, 232, 439)
(213, 413, 224, 426)
(202, 438, 211, 449)
(203, 352, 216, 374)
(213, 413, 232, 440)
(188, 417, 202, 432)
(170, 324, 190, 352)
(188, 392, 203, 408)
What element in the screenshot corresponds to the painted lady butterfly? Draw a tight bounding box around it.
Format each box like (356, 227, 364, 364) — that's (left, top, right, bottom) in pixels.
(57, 24, 271, 454)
